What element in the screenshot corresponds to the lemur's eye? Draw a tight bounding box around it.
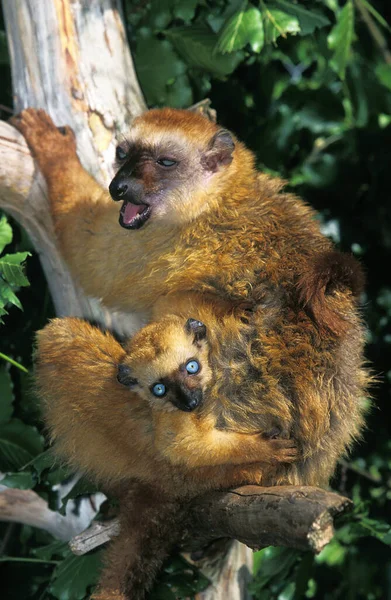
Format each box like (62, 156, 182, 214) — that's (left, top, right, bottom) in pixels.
(156, 158, 177, 167)
(151, 382, 167, 397)
(185, 360, 200, 375)
(116, 146, 128, 161)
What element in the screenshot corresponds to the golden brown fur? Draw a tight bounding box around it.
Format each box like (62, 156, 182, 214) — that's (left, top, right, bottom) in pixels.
(35, 317, 297, 599)
(14, 107, 370, 598)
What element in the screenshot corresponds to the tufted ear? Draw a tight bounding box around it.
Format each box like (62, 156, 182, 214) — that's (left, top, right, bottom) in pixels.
(297, 251, 365, 335)
(185, 318, 207, 343)
(117, 364, 138, 387)
(201, 129, 235, 173)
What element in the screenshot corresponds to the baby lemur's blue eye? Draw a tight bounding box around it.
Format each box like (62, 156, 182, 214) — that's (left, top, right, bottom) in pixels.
(156, 158, 177, 167)
(152, 383, 167, 397)
(185, 360, 200, 374)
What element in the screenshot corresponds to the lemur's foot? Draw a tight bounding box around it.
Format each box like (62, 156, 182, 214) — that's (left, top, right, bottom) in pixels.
(269, 437, 298, 463)
(10, 108, 77, 167)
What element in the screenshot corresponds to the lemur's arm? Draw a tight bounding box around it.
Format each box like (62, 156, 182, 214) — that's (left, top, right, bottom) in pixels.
(11, 110, 132, 302)
(153, 411, 297, 469)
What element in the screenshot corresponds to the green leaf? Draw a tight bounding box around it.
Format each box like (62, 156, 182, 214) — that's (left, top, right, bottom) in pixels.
(376, 63, 391, 91)
(48, 550, 103, 600)
(0, 215, 12, 254)
(263, 6, 300, 43)
(33, 541, 69, 561)
(0, 366, 14, 423)
(1, 471, 35, 490)
(166, 25, 243, 76)
(25, 449, 62, 479)
(273, 1, 330, 35)
(328, 0, 355, 80)
(216, 6, 264, 54)
(316, 539, 347, 566)
(175, 0, 198, 24)
(0, 418, 44, 471)
(0, 252, 31, 286)
(0, 281, 23, 311)
(134, 29, 190, 107)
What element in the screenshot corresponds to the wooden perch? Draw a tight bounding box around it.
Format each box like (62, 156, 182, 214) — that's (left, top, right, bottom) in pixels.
(0, 481, 106, 541)
(69, 486, 351, 557)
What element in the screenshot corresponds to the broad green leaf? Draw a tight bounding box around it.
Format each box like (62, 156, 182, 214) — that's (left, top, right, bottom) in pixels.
(0, 281, 23, 311)
(33, 541, 69, 561)
(148, 0, 175, 31)
(328, 0, 355, 80)
(134, 29, 189, 106)
(273, 1, 330, 35)
(166, 26, 243, 76)
(25, 449, 61, 478)
(0, 418, 44, 471)
(175, 0, 198, 24)
(24, 449, 71, 487)
(164, 73, 193, 109)
(316, 539, 347, 566)
(0, 251, 31, 286)
(216, 7, 264, 54)
(0, 215, 12, 254)
(48, 550, 103, 600)
(0, 305, 8, 323)
(263, 6, 300, 44)
(0, 366, 14, 423)
(1, 471, 35, 490)
(376, 64, 391, 91)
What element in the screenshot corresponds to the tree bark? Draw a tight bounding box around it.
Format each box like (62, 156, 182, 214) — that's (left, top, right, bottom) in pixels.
(69, 486, 351, 557)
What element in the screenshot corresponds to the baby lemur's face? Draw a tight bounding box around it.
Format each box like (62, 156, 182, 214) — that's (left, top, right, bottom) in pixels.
(117, 316, 212, 412)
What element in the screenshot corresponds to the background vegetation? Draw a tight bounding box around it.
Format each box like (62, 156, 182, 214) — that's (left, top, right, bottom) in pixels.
(1, 0, 391, 598)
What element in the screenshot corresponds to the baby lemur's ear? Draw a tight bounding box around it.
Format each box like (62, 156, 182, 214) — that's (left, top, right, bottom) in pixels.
(297, 251, 365, 335)
(201, 129, 235, 172)
(117, 364, 138, 387)
(185, 318, 207, 342)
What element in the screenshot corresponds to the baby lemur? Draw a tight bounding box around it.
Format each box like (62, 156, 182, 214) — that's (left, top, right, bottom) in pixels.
(35, 315, 296, 599)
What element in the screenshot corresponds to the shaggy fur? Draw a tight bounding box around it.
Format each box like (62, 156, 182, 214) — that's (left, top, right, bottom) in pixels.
(14, 107, 370, 599)
(35, 317, 297, 599)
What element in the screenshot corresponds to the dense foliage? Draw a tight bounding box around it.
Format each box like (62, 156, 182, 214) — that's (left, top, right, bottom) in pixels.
(1, 0, 391, 598)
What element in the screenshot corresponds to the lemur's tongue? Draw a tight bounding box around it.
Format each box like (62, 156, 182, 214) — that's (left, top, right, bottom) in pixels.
(122, 202, 148, 225)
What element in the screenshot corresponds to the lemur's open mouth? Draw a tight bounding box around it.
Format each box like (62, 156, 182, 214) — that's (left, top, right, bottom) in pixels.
(119, 201, 152, 230)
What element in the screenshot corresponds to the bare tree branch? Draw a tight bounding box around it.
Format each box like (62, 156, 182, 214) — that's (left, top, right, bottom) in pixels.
(70, 486, 351, 556)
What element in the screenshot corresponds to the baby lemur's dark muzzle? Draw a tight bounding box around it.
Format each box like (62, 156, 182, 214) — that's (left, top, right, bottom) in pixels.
(171, 383, 203, 412)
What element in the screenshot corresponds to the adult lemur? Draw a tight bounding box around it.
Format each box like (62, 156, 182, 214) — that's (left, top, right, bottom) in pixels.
(13, 108, 369, 599)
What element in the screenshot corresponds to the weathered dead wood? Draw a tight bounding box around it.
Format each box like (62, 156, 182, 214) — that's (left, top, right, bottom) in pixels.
(0, 481, 106, 541)
(183, 486, 351, 554)
(69, 486, 351, 557)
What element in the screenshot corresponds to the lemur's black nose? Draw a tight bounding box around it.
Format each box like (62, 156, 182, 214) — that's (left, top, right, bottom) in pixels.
(109, 180, 128, 201)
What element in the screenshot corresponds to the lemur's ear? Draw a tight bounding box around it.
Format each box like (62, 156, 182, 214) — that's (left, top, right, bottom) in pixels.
(201, 129, 235, 173)
(185, 318, 207, 342)
(297, 251, 365, 335)
(117, 364, 138, 387)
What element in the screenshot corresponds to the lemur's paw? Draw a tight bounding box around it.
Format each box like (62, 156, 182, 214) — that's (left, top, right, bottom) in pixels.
(10, 108, 76, 162)
(269, 437, 298, 463)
